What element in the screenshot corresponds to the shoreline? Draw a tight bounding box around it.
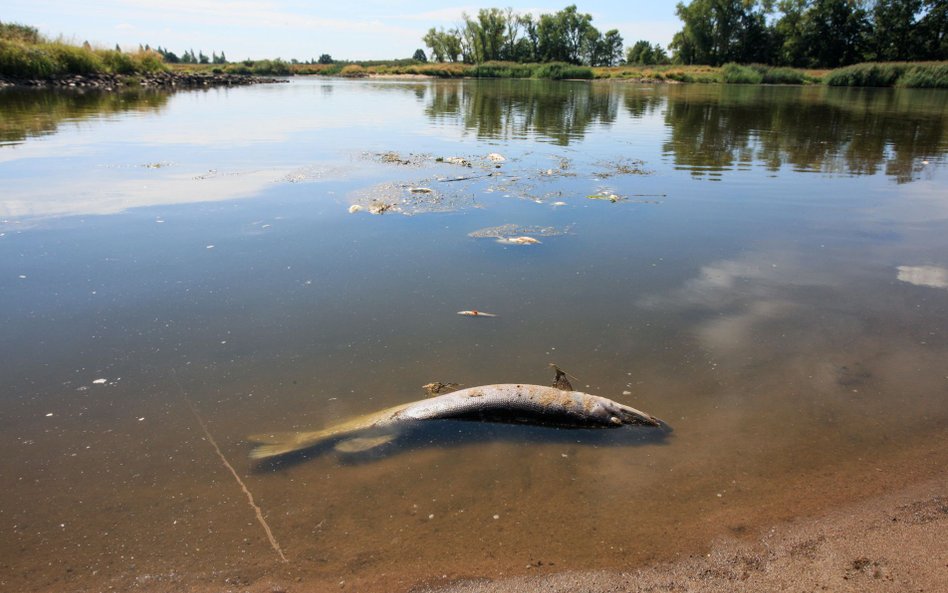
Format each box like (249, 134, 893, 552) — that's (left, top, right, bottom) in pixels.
(0, 71, 288, 91)
(420, 473, 947, 593)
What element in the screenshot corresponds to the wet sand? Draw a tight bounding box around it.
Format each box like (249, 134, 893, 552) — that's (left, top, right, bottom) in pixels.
(419, 474, 947, 593)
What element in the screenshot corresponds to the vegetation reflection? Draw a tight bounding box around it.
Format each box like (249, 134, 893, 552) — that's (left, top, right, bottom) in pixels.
(423, 81, 944, 181)
(425, 79, 618, 145)
(661, 85, 946, 182)
(0, 88, 169, 146)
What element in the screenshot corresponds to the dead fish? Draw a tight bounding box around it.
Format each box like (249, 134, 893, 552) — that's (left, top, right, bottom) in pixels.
(496, 236, 541, 245)
(457, 310, 497, 317)
(248, 383, 663, 460)
(487, 153, 506, 163)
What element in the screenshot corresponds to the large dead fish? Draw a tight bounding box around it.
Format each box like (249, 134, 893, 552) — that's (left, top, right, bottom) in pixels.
(248, 384, 662, 460)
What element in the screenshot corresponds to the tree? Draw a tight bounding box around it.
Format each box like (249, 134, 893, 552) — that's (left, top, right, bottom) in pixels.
(671, 0, 767, 66)
(916, 0, 947, 59)
(597, 29, 625, 66)
(318, 53, 333, 64)
(871, 0, 922, 60)
(627, 40, 658, 64)
(423, 27, 462, 62)
(412, 48, 427, 62)
(799, 0, 870, 67)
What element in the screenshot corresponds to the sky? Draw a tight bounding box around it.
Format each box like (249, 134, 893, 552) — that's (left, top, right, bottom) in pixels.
(4, 1, 684, 61)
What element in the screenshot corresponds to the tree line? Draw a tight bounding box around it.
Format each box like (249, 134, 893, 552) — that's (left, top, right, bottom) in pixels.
(672, 0, 946, 68)
(423, 5, 624, 66)
(422, 2, 946, 68)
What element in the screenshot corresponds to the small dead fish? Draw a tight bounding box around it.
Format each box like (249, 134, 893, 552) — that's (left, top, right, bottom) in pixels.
(487, 153, 506, 163)
(409, 187, 433, 194)
(457, 310, 497, 317)
(496, 236, 541, 245)
(587, 193, 622, 203)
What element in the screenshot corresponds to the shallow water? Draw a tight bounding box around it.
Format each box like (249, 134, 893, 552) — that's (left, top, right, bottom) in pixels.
(1, 79, 947, 592)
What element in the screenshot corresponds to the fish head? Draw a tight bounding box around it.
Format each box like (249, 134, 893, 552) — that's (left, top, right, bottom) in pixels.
(594, 397, 663, 428)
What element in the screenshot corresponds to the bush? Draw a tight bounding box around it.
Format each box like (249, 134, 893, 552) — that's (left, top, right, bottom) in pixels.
(470, 61, 536, 78)
(722, 63, 763, 84)
(896, 63, 948, 89)
(532, 62, 593, 80)
(339, 64, 366, 77)
(98, 49, 137, 74)
(824, 62, 907, 87)
(0, 39, 57, 76)
(0, 22, 42, 44)
(757, 65, 806, 84)
(251, 58, 291, 75)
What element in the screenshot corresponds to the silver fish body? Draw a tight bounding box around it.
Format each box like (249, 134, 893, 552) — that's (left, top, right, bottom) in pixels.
(248, 384, 661, 460)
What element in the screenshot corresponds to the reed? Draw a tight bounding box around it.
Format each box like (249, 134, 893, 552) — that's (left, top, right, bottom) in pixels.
(824, 62, 948, 88)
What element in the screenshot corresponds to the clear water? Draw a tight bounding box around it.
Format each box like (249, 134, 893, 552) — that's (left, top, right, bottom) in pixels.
(1, 79, 946, 592)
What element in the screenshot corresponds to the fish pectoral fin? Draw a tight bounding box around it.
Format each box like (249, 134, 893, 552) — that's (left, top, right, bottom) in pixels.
(334, 434, 397, 454)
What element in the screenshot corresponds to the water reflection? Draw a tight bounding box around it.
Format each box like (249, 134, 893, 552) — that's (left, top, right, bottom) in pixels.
(661, 85, 946, 182)
(425, 80, 619, 145)
(0, 88, 170, 147)
(419, 81, 945, 182)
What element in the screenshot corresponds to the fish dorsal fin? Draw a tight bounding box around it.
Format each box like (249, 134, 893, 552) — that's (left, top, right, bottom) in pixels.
(334, 434, 397, 454)
(422, 381, 462, 397)
(549, 363, 576, 391)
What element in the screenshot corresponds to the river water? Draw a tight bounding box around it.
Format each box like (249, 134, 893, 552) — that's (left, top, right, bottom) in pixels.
(1, 79, 946, 592)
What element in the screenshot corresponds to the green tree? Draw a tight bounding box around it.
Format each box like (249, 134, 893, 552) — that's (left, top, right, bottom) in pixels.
(412, 48, 427, 62)
(537, 5, 598, 64)
(799, 0, 870, 67)
(916, 0, 947, 59)
(871, 0, 922, 60)
(626, 40, 669, 64)
(318, 53, 333, 64)
(773, 0, 809, 66)
(671, 0, 769, 66)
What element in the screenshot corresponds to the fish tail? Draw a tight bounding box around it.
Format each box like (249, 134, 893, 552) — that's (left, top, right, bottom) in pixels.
(247, 431, 325, 460)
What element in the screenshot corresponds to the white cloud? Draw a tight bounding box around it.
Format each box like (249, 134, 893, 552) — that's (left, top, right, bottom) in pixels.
(896, 265, 948, 289)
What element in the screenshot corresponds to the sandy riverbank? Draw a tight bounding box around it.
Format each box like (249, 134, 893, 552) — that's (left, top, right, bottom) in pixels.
(417, 474, 946, 593)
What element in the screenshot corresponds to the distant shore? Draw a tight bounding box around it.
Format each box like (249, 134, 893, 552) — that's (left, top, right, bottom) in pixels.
(0, 71, 287, 90)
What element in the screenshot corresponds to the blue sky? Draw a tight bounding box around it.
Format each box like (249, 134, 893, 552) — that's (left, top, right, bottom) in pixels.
(4, 1, 684, 61)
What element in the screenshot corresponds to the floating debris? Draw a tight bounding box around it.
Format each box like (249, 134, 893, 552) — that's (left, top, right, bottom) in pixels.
(468, 223, 571, 242)
(437, 156, 472, 167)
(349, 181, 477, 216)
(368, 201, 395, 215)
(587, 192, 666, 204)
(593, 158, 653, 178)
(92, 378, 107, 385)
(457, 310, 497, 317)
(348, 204, 363, 214)
(487, 153, 506, 163)
(373, 151, 429, 167)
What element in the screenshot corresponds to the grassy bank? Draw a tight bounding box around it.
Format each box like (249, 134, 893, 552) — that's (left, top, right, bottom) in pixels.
(0, 22, 166, 77)
(824, 62, 948, 88)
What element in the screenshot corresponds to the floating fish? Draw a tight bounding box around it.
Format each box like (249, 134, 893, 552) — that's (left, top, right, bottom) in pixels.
(457, 310, 497, 317)
(248, 383, 663, 460)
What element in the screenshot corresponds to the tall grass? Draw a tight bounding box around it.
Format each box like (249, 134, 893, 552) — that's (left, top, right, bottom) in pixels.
(532, 62, 594, 79)
(824, 62, 948, 88)
(0, 38, 166, 77)
(722, 63, 763, 84)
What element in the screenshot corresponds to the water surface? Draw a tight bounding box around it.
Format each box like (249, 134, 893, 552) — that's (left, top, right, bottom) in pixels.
(1, 79, 947, 592)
